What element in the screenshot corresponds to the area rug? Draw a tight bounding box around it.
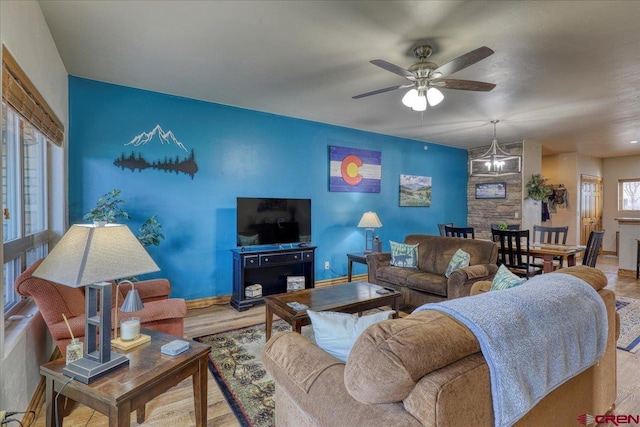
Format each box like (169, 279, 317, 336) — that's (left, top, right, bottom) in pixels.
(195, 321, 315, 427)
(616, 296, 640, 353)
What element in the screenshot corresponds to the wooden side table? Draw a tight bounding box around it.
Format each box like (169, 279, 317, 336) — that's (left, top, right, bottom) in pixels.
(347, 252, 368, 282)
(40, 329, 210, 427)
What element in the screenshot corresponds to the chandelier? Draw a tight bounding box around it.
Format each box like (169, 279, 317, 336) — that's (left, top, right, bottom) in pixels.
(469, 120, 522, 176)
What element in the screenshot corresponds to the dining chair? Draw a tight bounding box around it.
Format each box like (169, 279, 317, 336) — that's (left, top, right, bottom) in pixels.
(532, 225, 569, 268)
(582, 230, 605, 267)
(491, 228, 543, 278)
(438, 223, 453, 236)
(444, 225, 475, 239)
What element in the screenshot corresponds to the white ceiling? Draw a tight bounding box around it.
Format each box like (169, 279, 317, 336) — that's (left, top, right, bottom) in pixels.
(39, 0, 640, 158)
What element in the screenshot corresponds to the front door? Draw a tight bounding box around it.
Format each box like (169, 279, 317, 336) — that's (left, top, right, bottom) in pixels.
(580, 175, 603, 246)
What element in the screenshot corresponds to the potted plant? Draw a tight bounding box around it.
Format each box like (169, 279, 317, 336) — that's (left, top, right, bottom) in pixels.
(84, 189, 164, 247)
(525, 174, 551, 202)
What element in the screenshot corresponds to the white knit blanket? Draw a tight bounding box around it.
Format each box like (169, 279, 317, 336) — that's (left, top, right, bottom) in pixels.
(413, 273, 608, 427)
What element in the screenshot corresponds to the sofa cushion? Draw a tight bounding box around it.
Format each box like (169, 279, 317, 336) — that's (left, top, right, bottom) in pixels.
(375, 265, 423, 286)
(406, 272, 448, 297)
(403, 235, 498, 275)
(445, 248, 471, 278)
(344, 310, 481, 404)
(491, 265, 526, 290)
(390, 241, 419, 268)
(307, 309, 396, 362)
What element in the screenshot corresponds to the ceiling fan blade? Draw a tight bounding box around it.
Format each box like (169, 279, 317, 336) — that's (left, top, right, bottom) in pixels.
(352, 84, 412, 99)
(434, 46, 494, 77)
(370, 59, 414, 78)
(431, 78, 496, 92)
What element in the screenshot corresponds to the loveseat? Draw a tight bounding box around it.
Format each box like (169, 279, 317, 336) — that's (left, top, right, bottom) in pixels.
(15, 258, 187, 352)
(367, 234, 499, 308)
(262, 266, 618, 426)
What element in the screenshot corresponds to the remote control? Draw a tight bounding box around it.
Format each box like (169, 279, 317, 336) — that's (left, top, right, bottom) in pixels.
(161, 339, 190, 356)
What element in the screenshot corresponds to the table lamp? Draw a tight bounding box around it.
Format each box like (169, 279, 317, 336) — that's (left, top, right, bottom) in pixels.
(111, 279, 149, 350)
(358, 211, 382, 253)
(33, 223, 159, 384)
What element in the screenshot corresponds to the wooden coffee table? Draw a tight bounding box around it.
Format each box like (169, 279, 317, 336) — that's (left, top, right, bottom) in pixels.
(40, 329, 210, 427)
(264, 281, 401, 341)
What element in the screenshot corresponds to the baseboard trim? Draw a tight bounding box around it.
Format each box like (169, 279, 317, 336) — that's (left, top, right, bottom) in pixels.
(185, 274, 368, 308)
(186, 295, 231, 310)
(618, 268, 637, 277)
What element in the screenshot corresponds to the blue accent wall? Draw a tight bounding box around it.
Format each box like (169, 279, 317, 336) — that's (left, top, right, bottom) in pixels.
(68, 76, 468, 300)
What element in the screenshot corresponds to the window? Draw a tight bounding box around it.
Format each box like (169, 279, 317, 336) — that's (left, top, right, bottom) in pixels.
(618, 179, 640, 212)
(2, 102, 49, 313)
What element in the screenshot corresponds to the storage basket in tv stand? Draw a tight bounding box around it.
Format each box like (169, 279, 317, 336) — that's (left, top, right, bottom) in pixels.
(230, 246, 316, 311)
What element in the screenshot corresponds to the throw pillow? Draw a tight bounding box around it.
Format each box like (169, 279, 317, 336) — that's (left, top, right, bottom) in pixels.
(389, 241, 419, 268)
(445, 248, 471, 278)
(307, 309, 395, 362)
(490, 264, 527, 290)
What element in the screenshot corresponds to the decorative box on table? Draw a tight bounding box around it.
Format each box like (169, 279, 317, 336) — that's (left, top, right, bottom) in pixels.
(245, 284, 262, 298)
(287, 276, 305, 292)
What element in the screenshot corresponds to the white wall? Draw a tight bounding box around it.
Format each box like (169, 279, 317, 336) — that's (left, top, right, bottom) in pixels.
(603, 155, 640, 252)
(1, 0, 68, 414)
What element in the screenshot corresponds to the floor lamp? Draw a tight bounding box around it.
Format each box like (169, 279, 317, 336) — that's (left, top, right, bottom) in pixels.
(33, 223, 159, 384)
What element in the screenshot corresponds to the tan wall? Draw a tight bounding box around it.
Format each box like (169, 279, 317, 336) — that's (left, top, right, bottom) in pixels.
(541, 153, 603, 246)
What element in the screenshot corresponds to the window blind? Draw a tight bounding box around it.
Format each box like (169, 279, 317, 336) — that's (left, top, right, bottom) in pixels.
(2, 45, 64, 146)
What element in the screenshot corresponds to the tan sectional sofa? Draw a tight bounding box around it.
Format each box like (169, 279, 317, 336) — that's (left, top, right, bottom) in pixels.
(367, 234, 499, 308)
(262, 266, 618, 427)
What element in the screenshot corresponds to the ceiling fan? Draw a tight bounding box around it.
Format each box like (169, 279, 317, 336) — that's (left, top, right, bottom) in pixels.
(353, 44, 496, 111)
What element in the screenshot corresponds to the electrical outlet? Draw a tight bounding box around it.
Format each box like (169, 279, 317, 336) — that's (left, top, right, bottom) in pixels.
(324, 261, 330, 270)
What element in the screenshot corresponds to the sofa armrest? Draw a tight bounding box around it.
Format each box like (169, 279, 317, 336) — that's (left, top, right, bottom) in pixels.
(447, 264, 498, 299)
(471, 280, 492, 295)
(132, 298, 187, 324)
(366, 252, 391, 283)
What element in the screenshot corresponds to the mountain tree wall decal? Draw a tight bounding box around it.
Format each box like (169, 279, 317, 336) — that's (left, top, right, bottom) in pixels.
(115, 125, 198, 179)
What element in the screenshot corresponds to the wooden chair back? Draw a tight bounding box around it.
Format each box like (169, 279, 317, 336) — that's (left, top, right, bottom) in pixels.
(444, 226, 475, 239)
(533, 225, 568, 245)
(491, 228, 542, 278)
(582, 230, 605, 267)
(438, 223, 453, 236)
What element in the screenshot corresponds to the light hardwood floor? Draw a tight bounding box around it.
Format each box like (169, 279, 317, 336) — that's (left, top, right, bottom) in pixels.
(30, 256, 640, 426)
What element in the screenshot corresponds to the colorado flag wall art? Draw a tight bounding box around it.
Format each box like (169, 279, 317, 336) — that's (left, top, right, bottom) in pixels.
(329, 145, 381, 193)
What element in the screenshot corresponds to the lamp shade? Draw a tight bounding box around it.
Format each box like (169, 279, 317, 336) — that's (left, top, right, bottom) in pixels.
(33, 223, 159, 287)
(358, 212, 382, 228)
(120, 289, 144, 312)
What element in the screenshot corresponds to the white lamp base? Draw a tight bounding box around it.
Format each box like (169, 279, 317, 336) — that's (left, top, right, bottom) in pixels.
(111, 333, 151, 350)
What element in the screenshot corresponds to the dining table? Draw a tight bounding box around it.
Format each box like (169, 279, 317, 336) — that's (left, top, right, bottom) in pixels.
(529, 242, 586, 273)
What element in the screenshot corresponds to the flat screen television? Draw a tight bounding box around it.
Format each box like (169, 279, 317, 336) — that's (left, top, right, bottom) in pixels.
(236, 197, 311, 247)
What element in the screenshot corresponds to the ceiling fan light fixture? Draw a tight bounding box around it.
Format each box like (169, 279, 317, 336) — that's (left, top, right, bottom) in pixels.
(402, 88, 428, 111)
(411, 94, 427, 111)
(426, 87, 444, 106)
(469, 121, 522, 177)
(401, 89, 419, 108)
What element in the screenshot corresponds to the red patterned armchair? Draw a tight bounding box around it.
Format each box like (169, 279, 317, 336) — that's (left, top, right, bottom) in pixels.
(15, 258, 187, 352)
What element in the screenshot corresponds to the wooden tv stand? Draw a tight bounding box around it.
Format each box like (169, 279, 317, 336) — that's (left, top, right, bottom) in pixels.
(230, 245, 316, 311)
